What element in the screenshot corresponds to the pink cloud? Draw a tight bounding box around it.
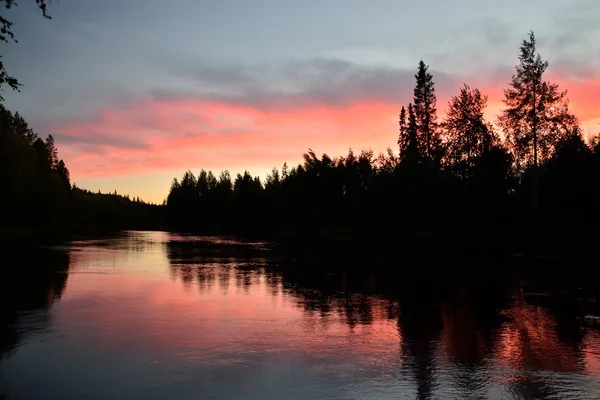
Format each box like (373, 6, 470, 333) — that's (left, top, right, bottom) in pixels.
(51, 75, 600, 192)
(53, 99, 400, 181)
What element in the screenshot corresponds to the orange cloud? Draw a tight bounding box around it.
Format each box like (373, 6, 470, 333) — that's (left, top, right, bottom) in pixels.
(54, 99, 400, 181)
(49, 75, 600, 203)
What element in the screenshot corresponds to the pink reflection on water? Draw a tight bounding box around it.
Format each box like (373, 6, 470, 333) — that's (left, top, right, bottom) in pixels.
(58, 260, 403, 374)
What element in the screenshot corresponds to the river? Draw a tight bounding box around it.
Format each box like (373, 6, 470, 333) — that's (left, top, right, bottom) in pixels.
(1, 230, 599, 399)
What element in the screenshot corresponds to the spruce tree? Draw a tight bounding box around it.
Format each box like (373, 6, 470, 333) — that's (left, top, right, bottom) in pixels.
(397, 106, 408, 156)
(405, 103, 420, 166)
(498, 31, 578, 209)
(413, 60, 439, 162)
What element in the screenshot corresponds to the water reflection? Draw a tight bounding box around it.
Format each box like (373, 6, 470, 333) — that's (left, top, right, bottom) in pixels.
(0, 231, 599, 399)
(0, 248, 69, 360)
(163, 234, 600, 399)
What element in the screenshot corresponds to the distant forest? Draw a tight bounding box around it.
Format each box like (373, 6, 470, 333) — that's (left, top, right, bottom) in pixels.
(0, 105, 161, 242)
(0, 0, 160, 243)
(2, 30, 600, 255)
(165, 32, 600, 256)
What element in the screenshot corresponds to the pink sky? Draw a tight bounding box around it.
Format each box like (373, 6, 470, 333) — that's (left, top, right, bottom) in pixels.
(5, 0, 600, 204)
(50, 73, 600, 204)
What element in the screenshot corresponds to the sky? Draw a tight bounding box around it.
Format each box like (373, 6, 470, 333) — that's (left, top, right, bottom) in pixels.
(3, 0, 600, 203)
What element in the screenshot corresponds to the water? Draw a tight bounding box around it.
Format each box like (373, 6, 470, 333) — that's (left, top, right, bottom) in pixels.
(1, 231, 600, 400)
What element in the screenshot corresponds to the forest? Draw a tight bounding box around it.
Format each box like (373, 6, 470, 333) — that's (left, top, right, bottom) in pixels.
(0, 0, 161, 245)
(2, 27, 599, 257)
(0, 104, 162, 243)
(165, 32, 600, 257)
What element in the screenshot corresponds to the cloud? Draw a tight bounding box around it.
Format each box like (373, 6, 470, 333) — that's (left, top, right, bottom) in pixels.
(159, 57, 459, 111)
(53, 131, 149, 152)
(54, 97, 401, 181)
(45, 58, 468, 184)
(45, 56, 600, 200)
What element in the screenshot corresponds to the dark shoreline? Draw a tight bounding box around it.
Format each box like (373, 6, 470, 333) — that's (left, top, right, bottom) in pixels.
(2, 225, 598, 279)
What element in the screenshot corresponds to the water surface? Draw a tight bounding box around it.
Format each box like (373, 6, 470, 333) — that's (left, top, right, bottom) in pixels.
(1, 231, 600, 399)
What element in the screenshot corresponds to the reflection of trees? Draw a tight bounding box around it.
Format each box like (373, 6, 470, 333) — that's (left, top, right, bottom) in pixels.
(166, 237, 271, 294)
(164, 239, 600, 398)
(0, 248, 69, 359)
(395, 282, 444, 400)
(437, 280, 513, 398)
(494, 281, 599, 399)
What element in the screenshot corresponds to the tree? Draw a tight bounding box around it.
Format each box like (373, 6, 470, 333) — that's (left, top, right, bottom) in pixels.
(1, 0, 52, 100)
(375, 147, 398, 175)
(413, 60, 440, 162)
(443, 84, 497, 178)
(398, 105, 407, 154)
(265, 167, 281, 190)
(11, 111, 37, 143)
(56, 159, 70, 185)
(498, 31, 578, 208)
(45, 134, 58, 169)
(398, 103, 420, 166)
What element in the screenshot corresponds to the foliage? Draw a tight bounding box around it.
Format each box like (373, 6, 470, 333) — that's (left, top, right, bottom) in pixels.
(165, 32, 600, 241)
(0, 0, 51, 100)
(443, 84, 498, 178)
(497, 31, 578, 172)
(0, 104, 163, 241)
(413, 60, 442, 164)
(3, 29, 599, 251)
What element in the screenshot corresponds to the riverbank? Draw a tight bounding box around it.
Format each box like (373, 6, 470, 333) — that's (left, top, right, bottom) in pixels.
(163, 223, 599, 278)
(3, 224, 598, 276)
(225, 223, 598, 261)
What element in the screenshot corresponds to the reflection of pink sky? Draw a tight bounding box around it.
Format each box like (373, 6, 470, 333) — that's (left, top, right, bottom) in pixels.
(495, 292, 583, 374)
(584, 330, 600, 375)
(49, 74, 600, 203)
(57, 270, 402, 367)
(54, 231, 600, 386)
(57, 268, 600, 379)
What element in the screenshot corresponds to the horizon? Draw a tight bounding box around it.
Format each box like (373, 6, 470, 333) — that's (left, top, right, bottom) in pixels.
(3, 0, 600, 204)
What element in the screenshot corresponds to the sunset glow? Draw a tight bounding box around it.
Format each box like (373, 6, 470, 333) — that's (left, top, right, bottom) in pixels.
(5, 0, 600, 203)
(39, 75, 599, 204)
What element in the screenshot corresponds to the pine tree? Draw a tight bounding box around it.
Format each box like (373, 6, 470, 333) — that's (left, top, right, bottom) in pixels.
(12, 111, 37, 143)
(397, 106, 408, 155)
(56, 159, 70, 185)
(407, 103, 420, 165)
(197, 169, 210, 197)
(413, 60, 440, 162)
(45, 134, 58, 169)
(398, 104, 421, 165)
(443, 84, 497, 177)
(265, 167, 281, 190)
(281, 162, 288, 180)
(498, 31, 578, 208)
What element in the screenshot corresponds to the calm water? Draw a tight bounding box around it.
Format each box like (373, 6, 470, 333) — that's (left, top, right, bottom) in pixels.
(1, 231, 600, 400)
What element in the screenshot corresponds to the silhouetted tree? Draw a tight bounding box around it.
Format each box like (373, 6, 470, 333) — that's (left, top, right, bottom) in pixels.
(154, 34, 597, 256)
(56, 159, 70, 191)
(265, 167, 281, 191)
(398, 103, 421, 166)
(538, 127, 592, 228)
(398, 105, 408, 154)
(11, 111, 36, 143)
(443, 84, 498, 178)
(0, 0, 52, 100)
(498, 31, 578, 210)
(413, 60, 441, 164)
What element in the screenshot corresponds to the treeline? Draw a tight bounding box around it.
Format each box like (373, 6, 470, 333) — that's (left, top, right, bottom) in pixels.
(166, 32, 600, 254)
(0, 105, 162, 243)
(70, 186, 163, 234)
